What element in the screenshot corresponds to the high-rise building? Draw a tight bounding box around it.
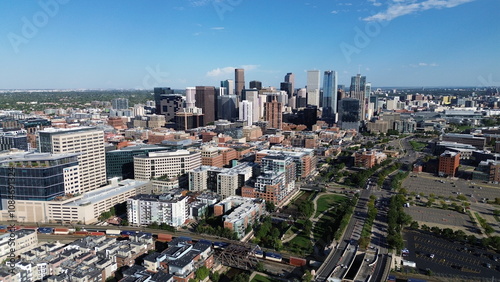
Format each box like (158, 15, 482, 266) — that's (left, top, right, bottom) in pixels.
(242, 154, 296, 205)
(264, 96, 282, 130)
(349, 74, 370, 120)
(38, 127, 106, 193)
(307, 70, 321, 106)
(0, 152, 80, 209)
(235, 68, 245, 98)
(280, 82, 293, 100)
(285, 73, 295, 96)
(185, 87, 196, 108)
(239, 100, 253, 126)
(296, 88, 307, 108)
(154, 87, 174, 114)
(221, 79, 234, 95)
(111, 98, 129, 110)
(339, 98, 361, 130)
(195, 86, 216, 125)
(249, 80, 262, 90)
(158, 94, 184, 122)
(245, 89, 260, 122)
(322, 70, 338, 123)
(217, 95, 238, 121)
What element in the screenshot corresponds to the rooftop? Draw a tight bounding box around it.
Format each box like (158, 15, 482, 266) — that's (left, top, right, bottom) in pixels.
(66, 179, 147, 206)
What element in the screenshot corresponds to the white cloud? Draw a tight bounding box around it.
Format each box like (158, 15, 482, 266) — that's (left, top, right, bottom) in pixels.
(368, 0, 382, 7)
(211, 27, 225, 30)
(189, 0, 211, 7)
(206, 65, 260, 77)
(363, 0, 475, 22)
(206, 67, 235, 77)
(241, 64, 259, 71)
(409, 62, 439, 67)
(331, 10, 339, 14)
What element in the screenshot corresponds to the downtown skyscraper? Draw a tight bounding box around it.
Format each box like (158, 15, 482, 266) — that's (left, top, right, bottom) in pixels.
(306, 70, 320, 107)
(285, 73, 295, 95)
(322, 70, 338, 123)
(349, 74, 370, 120)
(195, 86, 216, 125)
(235, 68, 245, 99)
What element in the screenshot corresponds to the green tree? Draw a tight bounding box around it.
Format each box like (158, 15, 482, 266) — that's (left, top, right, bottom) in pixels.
(209, 271, 220, 282)
(233, 273, 250, 282)
(195, 266, 209, 280)
(265, 201, 276, 212)
(303, 270, 313, 282)
(255, 261, 265, 272)
(409, 221, 419, 229)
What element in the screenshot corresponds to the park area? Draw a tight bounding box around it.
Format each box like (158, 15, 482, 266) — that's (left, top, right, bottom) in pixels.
(280, 191, 351, 256)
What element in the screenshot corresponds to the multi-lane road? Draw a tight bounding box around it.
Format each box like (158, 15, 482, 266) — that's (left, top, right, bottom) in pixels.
(314, 181, 394, 281)
(315, 189, 371, 281)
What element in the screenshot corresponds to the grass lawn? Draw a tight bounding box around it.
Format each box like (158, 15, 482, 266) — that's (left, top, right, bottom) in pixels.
(313, 210, 336, 241)
(251, 274, 278, 282)
(286, 232, 313, 255)
(409, 141, 426, 151)
(315, 194, 347, 217)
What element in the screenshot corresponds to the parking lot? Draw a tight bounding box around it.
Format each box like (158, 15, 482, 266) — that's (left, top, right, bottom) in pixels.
(403, 173, 500, 202)
(406, 206, 476, 233)
(403, 172, 500, 235)
(404, 230, 500, 279)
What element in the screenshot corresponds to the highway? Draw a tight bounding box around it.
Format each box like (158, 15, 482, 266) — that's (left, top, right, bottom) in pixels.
(314, 189, 370, 281)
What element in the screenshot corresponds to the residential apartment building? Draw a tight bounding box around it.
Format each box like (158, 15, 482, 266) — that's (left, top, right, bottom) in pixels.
(214, 196, 265, 239)
(127, 192, 188, 227)
(242, 155, 296, 206)
(256, 147, 316, 179)
(188, 163, 254, 198)
(0, 230, 37, 262)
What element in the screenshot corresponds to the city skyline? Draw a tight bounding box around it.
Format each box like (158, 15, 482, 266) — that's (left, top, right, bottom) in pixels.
(0, 0, 499, 89)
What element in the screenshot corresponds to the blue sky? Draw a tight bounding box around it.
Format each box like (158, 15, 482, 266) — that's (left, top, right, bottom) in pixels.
(0, 0, 498, 89)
